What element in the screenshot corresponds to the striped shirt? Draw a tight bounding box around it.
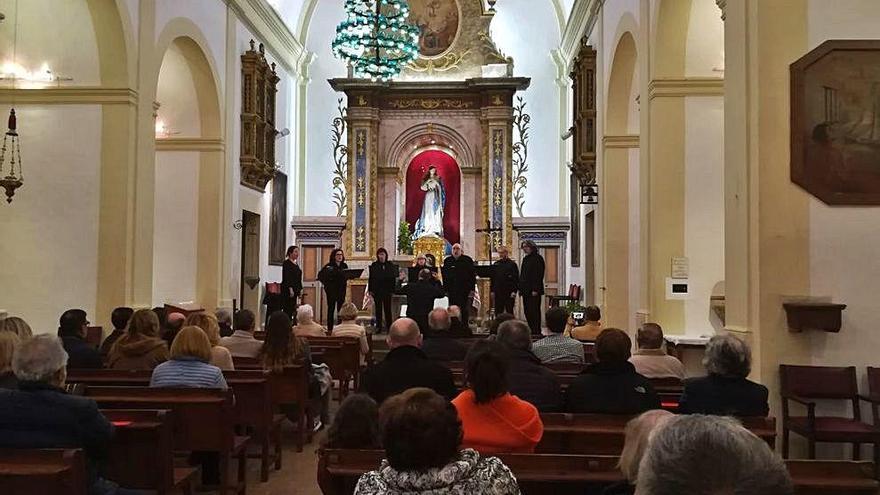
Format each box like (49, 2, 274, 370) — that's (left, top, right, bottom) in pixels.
(149, 357, 228, 389)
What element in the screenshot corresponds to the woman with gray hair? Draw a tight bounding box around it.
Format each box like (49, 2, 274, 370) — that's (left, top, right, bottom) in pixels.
(635, 415, 792, 495)
(678, 333, 769, 416)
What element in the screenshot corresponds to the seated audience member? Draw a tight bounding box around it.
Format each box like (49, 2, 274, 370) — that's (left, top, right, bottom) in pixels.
(566, 328, 660, 414)
(601, 410, 673, 495)
(496, 319, 562, 412)
(58, 308, 103, 369)
(354, 388, 519, 494)
(100, 306, 133, 358)
(161, 312, 186, 347)
(360, 317, 457, 404)
(0, 331, 21, 389)
(293, 304, 328, 337)
(331, 302, 371, 365)
(185, 313, 234, 370)
(107, 309, 169, 370)
(215, 308, 234, 337)
(422, 308, 468, 362)
(150, 326, 227, 389)
(261, 311, 329, 428)
(453, 340, 543, 453)
(447, 305, 474, 338)
(0, 335, 127, 495)
(636, 415, 792, 495)
(151, 306, 166, 327)
(323, 393, 381, 449)
(629, 323, 685, 379)
(566, 305, 603, 341)
(487, 312, 515, 340)
(531, 307, 585, 364)
(678, 334, 769, 416)
(219, 309, 263, 358)
(1, 315, 33, 338)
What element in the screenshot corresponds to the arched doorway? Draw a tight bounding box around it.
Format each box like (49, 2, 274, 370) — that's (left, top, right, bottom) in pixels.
(152, 35, 223, 310)
(405, 149, 462, 246)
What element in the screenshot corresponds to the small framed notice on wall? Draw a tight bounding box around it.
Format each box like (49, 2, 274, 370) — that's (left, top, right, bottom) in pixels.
(671, 257, 689, 280)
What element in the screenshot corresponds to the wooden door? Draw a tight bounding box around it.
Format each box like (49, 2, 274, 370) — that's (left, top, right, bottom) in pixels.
(541, 246, 561, 315)
(584, 211, 595, 305)
(300, 244, 335, 325)
(240, 210, 261, 316)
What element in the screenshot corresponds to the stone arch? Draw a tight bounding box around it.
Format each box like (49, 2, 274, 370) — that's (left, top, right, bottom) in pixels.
(606, 31, 639, 135)
(651, 0, 691, 78)
(152, 30, 224, 311)
(386, 122, 476, 177)
(85, 0, 133, 86)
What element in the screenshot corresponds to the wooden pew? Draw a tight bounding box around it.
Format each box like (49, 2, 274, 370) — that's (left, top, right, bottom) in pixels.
(305, 336, 361, 398)
(84, 387, 247, 495)
(0, 449, 87, 495)
(317, 448, 878, 495)
(787, 460, 879, 494)
(67, 368, 285, 482)
(101, 409, 198, 494)
(266, 364, 312, 453)
(538, 413, 777, 455)
(232, 356, 263, 370)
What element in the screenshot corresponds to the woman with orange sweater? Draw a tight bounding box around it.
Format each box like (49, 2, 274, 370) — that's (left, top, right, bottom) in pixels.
(452, 340, 543, 453)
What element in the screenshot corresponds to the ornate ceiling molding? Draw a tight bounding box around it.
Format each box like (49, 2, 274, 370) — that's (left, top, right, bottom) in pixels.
(224, 0, 304, 73)
(561, 0, 604, 67)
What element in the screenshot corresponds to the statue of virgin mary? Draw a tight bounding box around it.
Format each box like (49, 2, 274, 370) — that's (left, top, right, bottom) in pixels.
(413, 165, 445, 239)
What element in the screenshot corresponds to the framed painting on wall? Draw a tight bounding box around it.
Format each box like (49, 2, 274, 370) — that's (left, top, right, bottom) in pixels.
(269, 172, 287, 265)
(791, 40, 880, 205)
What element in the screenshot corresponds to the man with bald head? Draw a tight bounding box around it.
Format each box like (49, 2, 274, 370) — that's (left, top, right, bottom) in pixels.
(442, 243, 476, 325)
(630, 322, 685, 379)
(359, 317, 457, 404)
(496, 319, 562, 412)
(422, 308, 467, 361)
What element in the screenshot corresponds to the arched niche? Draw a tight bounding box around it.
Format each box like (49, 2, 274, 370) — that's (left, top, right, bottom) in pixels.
(651, 0, 691, 79)
(86, 0, 134, 86)
(404, 149, 463, 245)
(152, 33, 224, 311)
(386, 122, 476, 178)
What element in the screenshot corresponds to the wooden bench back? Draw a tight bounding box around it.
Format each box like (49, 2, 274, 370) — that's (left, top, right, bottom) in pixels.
(786, 460, 879, 494)
(0, 448, 87, 495)
(101, 409, 175, 491)
(266, 364, 309, 408)
(305, 336, 360, 379)
(85, 386, 235, 452)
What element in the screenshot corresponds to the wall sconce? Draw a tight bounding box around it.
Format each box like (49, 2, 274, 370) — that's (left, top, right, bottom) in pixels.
(568, 161, 598, 205)
(488, 0, 498, 12)
(154, 118, 179, 138)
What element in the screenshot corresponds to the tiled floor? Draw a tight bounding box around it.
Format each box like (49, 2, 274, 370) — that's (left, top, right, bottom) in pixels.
(246, 423, 326, 495)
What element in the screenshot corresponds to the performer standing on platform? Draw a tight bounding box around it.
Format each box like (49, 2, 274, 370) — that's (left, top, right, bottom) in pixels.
(442, 243, 476, 324)
(397, 268, 446, 334)
(368, 248, 397, 333)
(281, 245, 303, 319)
(318, 248, 348, 331)
(491, 245, 519, 315)
(519, 240, 545, 335)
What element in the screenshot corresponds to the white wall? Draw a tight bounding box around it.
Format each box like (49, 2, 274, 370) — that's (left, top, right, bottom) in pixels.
(684, 96, 724, 335)
(807, 0, 880, 382)
(0, 105, 102, 334)
(492, 0, 562, 216)
(152, 152, 200, 305)
(156, 40, 202, 137)
(685, 0, 724, 77)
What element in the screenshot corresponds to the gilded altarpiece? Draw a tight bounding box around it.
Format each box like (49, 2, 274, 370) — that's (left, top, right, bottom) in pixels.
(330, 79, 529, 260)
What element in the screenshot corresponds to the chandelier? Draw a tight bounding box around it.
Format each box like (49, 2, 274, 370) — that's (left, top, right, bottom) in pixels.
(0, 110, 22, 204)
(332, 0, 420, 81)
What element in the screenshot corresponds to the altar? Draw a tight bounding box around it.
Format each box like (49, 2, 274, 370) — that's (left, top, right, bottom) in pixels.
(330, 77, 529, 261)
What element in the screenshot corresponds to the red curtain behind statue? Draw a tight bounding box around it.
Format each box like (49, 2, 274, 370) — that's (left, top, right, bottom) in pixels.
(405, 150, 461, 245)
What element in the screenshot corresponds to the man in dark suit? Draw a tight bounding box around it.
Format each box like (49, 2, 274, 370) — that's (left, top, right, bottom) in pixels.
(281, 245, 303, 319)
(491, 245, 519, 315)
(359, 318, 457, 404)
(678, 334, 769, 416)
(421, 308, 468, 362)
(518, 239, 546, 335)
(442, 243, 476, 324)
(396, 268, 445, 333)
(58, 309, 103, 369)
(496, 319, 563, 412)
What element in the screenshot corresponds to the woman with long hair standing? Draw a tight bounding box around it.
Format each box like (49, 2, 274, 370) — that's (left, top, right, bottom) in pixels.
(368, 247, 396, 333)
(318, 248, 348, 331)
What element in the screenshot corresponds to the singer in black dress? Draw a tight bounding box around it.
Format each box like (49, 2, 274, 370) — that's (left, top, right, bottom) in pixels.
(281, 245, 303, 319)
(368, 248, 397, 333)
(318, 248, 348, 331)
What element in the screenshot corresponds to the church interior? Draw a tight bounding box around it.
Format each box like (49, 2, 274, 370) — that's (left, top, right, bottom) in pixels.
(3, 0, 880, 494)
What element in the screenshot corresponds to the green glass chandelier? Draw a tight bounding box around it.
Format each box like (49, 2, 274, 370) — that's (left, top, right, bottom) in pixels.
(332, 0, 420, 81)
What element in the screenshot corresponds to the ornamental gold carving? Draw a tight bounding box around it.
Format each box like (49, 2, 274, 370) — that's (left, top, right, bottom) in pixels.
(388, 98, 475, 110)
